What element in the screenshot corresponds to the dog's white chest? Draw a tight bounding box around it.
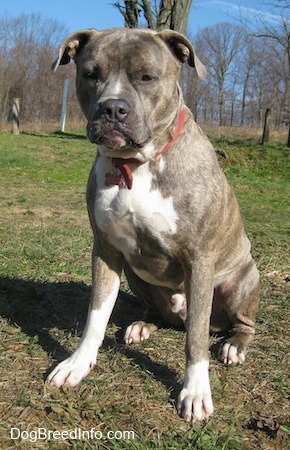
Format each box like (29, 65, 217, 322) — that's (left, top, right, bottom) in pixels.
(94, 157, 178, 259)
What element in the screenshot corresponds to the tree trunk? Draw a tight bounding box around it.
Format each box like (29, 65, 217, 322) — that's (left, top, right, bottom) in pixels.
(156, 0, 173, 30)
(114, 0, 139, 28)
(142, 0, 156, 29)
(114, 0, 193, 33)
(240, 71, 250, 126)
(230, 98, 234, 127)
(157, 0, 192, 34)
(261, 108, 272, 145)
(287, 122, 290, 148)
(171, 0, 193, 34)
(218, 90, 224, 126)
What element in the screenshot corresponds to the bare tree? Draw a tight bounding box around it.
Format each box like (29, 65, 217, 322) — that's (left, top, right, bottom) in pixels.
(238, 35, 257, 126)
(239, 0, 290, 145)
(113, 0, 193, 34)
(0, 13, 76, 128)
(193, 23, 245, 126)
(181, 19, 288, 131)
(259, 5, 290, 145)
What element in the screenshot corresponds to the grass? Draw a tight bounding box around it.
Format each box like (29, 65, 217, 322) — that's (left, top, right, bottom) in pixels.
(0, 130, 289, 449)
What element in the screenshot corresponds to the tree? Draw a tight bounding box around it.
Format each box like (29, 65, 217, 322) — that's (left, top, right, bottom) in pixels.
(113, 0, 193, 34)
(238, 0, 290, 145)
(193, 23, 245, 126)
(0, 13, 80, 129)
(258, 3, 290, 145)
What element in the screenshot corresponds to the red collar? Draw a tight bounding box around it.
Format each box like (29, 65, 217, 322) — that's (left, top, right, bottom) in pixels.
(105, 108, 185, 190)
(154, 108, 186, 158)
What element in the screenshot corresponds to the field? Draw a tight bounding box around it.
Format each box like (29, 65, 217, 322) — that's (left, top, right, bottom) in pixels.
(0, 129, 289, 449)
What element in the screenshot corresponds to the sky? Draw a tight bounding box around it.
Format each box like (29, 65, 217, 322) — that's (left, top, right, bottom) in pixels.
(0, 0, 287, 37)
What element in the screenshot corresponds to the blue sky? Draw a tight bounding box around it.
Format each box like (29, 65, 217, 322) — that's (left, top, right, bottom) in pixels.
(0, 0, 287, 35)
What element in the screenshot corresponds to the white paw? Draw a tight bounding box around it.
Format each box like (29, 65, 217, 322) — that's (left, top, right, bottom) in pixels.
(177, 388, 214, 422)
(47, 348, 96, 387)
(219, 342, 245, 365)
(170, 293, 187, 321)
(124, 321, 157, 344)
(177, 361, 214, 422)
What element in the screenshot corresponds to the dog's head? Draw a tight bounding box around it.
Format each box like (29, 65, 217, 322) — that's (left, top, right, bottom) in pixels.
(53, 28, 206, 159)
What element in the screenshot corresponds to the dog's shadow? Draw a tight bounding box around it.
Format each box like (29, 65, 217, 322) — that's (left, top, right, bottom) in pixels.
(0, 277, 183, 401)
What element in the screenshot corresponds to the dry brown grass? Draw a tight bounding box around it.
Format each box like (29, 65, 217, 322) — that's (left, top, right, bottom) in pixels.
(201, 124, 288, 146)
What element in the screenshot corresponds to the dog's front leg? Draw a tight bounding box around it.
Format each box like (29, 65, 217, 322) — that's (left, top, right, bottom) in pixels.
(177, 258, 214, 422)
(48, 245, 123, 387)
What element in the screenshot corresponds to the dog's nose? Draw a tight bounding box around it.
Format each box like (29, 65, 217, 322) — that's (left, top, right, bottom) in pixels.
(100, 99, 130, 123)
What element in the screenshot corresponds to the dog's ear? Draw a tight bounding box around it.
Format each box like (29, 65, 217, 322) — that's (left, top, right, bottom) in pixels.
(157, 30, 207, 80)
(52, 29, 98, 73)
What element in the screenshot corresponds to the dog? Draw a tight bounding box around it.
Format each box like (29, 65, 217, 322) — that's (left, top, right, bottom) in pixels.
(47, 28, 260, 422)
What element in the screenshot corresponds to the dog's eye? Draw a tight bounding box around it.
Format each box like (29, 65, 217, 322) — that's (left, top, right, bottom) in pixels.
(132, 71, 158, 85)
(84, 68, 100, 82)
(87, 73, 99, 82)
(141, 74, 156, 82)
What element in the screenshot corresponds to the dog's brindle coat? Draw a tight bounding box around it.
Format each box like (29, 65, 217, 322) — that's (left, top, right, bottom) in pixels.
(48, 28, 260, 422)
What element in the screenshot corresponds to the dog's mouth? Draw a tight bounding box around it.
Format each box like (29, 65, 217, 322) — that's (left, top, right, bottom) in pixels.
(99, 128, 129, 149)
(87, 122, 150, 150)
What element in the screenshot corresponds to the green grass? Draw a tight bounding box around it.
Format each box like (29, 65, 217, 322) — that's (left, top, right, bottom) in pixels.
(0, 131, 289, 450)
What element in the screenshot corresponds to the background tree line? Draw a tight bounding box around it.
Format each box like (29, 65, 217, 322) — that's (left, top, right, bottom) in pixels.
(0, 13, 82, 129)
(185, 22, 289, 130)
(0, 2, 289, 144)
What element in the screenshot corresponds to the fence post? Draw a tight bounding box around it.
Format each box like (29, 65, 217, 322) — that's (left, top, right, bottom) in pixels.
(60, 79, 70, 132)
(12, 98, 20, 135)
(261, 108, 272, 145)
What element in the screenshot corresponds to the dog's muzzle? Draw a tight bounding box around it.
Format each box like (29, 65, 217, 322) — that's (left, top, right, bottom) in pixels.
(87, 98, 134, 148)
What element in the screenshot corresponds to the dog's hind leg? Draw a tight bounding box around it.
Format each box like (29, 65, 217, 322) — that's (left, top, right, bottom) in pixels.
(123, 263, 184, 344)
(214, 259, 260, 365)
